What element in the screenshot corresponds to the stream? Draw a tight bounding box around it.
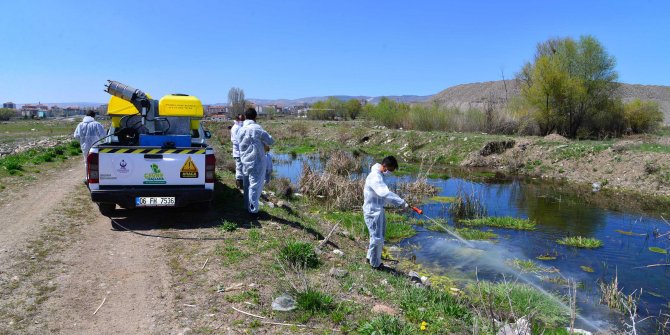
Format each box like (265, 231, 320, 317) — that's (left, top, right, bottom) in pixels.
(272, 153, 670, 332)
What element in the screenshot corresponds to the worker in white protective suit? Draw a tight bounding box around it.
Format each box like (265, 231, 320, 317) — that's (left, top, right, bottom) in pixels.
(363, 156, 409, 270)
(237, 108, 274, 217)
(73, 110, 106, 170)
(230, 114, 245, 189)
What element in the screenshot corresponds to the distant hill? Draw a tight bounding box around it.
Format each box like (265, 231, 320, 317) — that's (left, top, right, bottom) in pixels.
(430, 80, 670, 124)
(241, 94, 432, 106)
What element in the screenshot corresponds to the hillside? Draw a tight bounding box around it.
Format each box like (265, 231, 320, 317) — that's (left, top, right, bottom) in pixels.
(430, 80, 670, 124)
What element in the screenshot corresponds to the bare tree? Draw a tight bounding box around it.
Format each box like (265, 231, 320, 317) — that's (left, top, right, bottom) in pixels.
(227, 87, 246, 117)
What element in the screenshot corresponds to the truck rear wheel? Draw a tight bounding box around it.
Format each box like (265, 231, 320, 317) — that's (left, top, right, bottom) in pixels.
(98, 203, 117, 217)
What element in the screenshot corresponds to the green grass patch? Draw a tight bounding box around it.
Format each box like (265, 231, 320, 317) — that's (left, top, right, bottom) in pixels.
(467, 281, 569, 328)
(556, 236, 603, 248)
(508, 259, 545, 273)
(296, 289, 334, 314)
(454, 227, 497, 240)
(648, 246, 668, 254)
(278, 241, 320, 269)
(324, 211, 416, 242)
(631, 143, 670, 154)
(459, 217, 536, 230)
(0, 140, 80, 176)
(553, 141, 613, 160)
(218, 220, 237, 233)
(358, 315, 413, 335)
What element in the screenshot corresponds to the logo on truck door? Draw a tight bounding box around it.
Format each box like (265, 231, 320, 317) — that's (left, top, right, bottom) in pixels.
(180, 156, 199, 178)
(143, 163, 166, 184)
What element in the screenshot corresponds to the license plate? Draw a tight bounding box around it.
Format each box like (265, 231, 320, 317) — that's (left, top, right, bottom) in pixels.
(136, 197, 175, 207)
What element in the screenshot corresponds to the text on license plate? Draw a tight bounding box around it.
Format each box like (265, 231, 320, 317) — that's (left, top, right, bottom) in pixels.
(136, 197, 175, 207)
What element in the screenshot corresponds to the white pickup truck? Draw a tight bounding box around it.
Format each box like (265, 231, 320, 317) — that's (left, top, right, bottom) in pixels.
(87, 81, 215, 224)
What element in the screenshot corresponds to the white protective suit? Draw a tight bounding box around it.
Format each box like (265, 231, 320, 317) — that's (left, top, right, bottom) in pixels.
(230, 120, 243, 181)
(363, 163, 407, 268)
(237, 120, 274, 213)
(73, 116, 106, 166)
(265, 152, 273, 182)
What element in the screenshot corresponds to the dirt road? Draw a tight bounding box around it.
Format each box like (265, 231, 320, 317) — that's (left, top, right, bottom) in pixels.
(0, 160, 175, 334)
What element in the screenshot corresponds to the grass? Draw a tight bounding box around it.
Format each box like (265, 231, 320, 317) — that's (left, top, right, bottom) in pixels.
(467, 281, 570, 328)
(556, 236, 603, 248)
(459, 216, 537, 230)
(631, 143, 670, 154)
(0, 140, 81, 176)
(278, 241, 320, 269)
(358, 315, 413, 335)
(580, 265, 595, 273)
(536, 253, 558, 261)
(295, 289, 334, 314)
(449, 188, 487, 219)
(508, 259, 546, 273)
(454, 227, 497, 240)
(428, 196, 457, 203)
(323, 211, 416, 242)
(218, 220, 237, 233)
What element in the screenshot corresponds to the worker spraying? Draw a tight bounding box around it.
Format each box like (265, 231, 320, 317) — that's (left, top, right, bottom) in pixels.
(363, 156, 410, 270)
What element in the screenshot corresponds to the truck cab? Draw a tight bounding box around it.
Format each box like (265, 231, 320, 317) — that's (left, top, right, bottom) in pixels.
(87, 82, 215, 220)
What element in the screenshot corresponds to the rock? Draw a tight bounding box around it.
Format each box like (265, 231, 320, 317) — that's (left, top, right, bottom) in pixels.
(566, 328, 592, 335)
(420, 276, 431, 287)
(592, 182, 601, 192)
(480, 140, 516, 156)
(10, 275, 19, 282)
(497, 317, 530, 335)
(408, 271, 422, 284)
(267, 202, 275, 208)
(177, 328, 192, 335)
(332, 249, 344, 257)
(272, 293, 297, 311)
(371, 304, 398, 316)
(276, 200, 287, 208)
(329, 267, 348, 278)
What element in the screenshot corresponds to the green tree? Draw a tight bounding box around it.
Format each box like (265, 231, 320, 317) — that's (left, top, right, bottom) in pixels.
(624, 99, 663, 133)
(0, 108, 16, 121)
(518, 36, 619, 138)
(344, 99, 362, 120)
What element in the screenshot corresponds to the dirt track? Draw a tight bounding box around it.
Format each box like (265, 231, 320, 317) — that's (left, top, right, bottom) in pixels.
(0, 160, 175, 334)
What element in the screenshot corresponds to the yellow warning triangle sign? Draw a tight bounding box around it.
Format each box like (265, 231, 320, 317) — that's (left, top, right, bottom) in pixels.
(180, 156, 199, 178)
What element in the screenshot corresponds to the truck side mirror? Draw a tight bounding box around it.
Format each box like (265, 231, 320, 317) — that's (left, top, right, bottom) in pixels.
(204, 130, 212, 139)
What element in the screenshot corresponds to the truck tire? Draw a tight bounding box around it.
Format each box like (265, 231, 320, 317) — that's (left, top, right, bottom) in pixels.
(98, 203, 117, 217)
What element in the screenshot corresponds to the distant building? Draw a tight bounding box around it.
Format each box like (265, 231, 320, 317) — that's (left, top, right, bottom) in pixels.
(50, 105, 63, 117)
(97, 104, 108, 116)
(205, 105, 228, 116)
(21, 103, 49, 118)
(63, 106, 83, 117)
(3, 102, 16, 109)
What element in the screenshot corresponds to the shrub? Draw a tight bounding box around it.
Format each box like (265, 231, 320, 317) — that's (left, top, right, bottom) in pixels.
(0, 108, 16, 121)
(295, 289, 333, 313)
(279, 240, 320, 269)
(299, 164, 364, 210)
(624, 99, 663, 133)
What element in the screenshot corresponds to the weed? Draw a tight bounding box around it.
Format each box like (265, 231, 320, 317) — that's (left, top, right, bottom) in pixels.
(278, 241, 320, 269)
(296, 288, 334, 314)
(324, 150, 362, 176)
(324, 211, 416, 242)
(358, 315, 413, 335)
(580, 265, 595, 273)
(508, 259, 546, 273)
(299, 164, 364, 210)
(449, 187, 487, 219)
(454, 227, 497, 240)
(467, 281, 569, 327)
(460, 216, 536, 230)
(218, 220, 237, 233)
(556, 236, 603, 248)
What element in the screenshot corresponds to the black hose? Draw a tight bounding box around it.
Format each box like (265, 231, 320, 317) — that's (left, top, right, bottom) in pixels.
(109, 217, 236, 241)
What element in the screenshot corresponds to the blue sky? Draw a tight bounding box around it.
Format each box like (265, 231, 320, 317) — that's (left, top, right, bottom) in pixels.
(0, 0, 668, 103)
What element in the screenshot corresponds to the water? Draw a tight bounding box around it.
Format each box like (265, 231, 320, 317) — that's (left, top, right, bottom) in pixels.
(273, 153, 670, 331)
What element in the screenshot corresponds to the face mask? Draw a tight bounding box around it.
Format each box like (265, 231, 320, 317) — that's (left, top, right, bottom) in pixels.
(382, 170, 392, 176)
